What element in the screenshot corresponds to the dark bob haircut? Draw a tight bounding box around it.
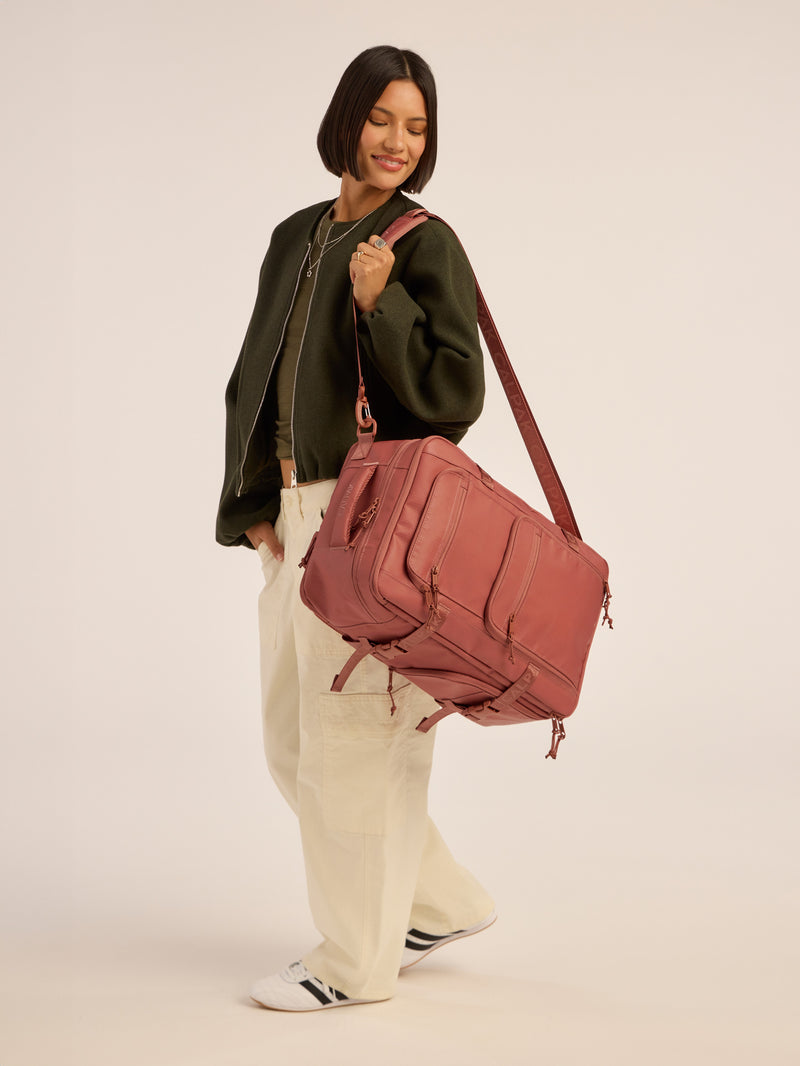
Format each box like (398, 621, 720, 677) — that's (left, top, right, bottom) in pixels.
(317, 46, 437, 195)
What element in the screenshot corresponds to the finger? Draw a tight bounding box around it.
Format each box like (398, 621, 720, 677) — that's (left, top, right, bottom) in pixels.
(355, 240, 390, 257)
(366, 235, 392, 257)
(261, 527, 284, 562)
(246, 521, 271, 548)
(353, 244, 375, 262)
(349, 261, 368, 283)
(250, 522, 283, 561)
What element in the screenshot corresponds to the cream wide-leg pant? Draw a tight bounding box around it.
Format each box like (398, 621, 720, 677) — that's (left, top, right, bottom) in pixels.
(256, 480, 494, 1001)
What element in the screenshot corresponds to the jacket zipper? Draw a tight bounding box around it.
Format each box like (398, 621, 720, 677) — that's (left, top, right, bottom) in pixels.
(235, 244, 311, 497)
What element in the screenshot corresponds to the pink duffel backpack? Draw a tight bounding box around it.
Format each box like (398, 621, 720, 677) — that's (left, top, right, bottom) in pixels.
(299, 211, 611, 758)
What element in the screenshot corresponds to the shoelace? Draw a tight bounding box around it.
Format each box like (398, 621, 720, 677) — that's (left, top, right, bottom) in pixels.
(283, 961, 309, 981)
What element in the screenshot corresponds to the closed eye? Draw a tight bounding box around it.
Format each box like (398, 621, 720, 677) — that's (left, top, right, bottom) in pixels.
(368, 119, 426, 137)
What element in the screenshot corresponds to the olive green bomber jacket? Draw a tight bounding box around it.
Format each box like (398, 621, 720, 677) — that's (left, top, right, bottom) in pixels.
(216, 190, 484, 547)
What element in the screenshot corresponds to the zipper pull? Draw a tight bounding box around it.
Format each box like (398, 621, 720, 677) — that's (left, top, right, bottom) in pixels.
(358, 497, 380, 528)
(545, 716, 566, 760)
(424, 567, 439, 610)
(424, 566, 441, 626)
(387, 666, 397, 716)
(602, 582, 614, 629)
(345, 497, 382, 551)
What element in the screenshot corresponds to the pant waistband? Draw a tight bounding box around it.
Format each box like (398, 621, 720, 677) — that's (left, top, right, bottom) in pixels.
(279, 479, 338, 527)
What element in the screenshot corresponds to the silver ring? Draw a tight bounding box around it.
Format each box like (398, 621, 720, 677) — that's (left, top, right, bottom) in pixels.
(357, 250, 364, 261)
(372, 237, 387, 249)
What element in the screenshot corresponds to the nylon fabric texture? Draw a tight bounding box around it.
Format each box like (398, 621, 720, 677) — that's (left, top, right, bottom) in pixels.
(299, 212, 610, 751)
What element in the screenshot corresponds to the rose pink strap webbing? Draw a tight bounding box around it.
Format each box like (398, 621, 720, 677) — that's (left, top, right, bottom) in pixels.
(356, 209, 582, 540)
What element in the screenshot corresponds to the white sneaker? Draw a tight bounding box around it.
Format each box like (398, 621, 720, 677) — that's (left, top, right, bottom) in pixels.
(249, 961, 383, 1012)
(399, 910, 497, 971)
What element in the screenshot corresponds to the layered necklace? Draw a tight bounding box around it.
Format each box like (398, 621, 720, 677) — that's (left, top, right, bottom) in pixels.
(305, 205, 380, 278)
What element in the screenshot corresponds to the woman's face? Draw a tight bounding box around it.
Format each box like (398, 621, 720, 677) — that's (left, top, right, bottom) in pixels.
(352, 79, 428, 193)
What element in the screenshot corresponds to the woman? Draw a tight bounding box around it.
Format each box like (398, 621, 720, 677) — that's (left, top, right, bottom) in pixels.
(217, 45, 495, 1011)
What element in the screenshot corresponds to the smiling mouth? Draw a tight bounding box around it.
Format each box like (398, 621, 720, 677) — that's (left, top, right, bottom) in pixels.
(373, 155, 406, 169)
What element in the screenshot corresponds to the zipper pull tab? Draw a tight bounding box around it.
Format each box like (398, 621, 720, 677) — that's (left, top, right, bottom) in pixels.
(424, 566, 440, 625)
(358, 497, 380, 529)
(602, 582, 614, 629)
(345, 497, 382, 551)
(545, 716, 566, 760)
(387, 666, 397, 716)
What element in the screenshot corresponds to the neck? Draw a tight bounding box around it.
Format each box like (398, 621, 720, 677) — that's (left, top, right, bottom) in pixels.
(331, 179, 396, 222)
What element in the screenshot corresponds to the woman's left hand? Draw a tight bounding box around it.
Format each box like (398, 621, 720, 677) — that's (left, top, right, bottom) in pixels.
(350, 236, 395, 313)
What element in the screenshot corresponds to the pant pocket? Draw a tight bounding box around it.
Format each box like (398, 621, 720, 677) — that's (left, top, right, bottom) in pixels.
(319, 692, 409, 836)
(257, 540, 282, 578)
(257, 542, 285, 652)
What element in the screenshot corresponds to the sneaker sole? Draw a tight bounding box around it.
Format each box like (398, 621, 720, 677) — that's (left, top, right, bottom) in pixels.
(249, 994, 387, 1012)
(399, 911, 497, 972)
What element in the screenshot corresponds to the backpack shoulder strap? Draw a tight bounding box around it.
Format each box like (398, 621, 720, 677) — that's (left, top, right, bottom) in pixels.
(379, 209, 581, 539)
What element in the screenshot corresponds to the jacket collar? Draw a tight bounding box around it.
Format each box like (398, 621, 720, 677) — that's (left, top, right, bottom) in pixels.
(304, 189, 416, 240)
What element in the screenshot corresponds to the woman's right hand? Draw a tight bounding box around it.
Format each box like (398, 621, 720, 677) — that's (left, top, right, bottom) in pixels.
(245, 521, 284, 561)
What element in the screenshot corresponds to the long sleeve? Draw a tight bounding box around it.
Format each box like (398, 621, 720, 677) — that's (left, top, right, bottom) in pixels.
(356, 221, 484, 434)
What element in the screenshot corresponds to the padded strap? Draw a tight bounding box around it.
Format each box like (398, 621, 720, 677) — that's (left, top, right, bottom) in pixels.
(378, 210, 581, 539)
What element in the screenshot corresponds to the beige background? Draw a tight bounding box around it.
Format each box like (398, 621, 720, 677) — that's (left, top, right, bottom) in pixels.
(1, 0, 798, 1063)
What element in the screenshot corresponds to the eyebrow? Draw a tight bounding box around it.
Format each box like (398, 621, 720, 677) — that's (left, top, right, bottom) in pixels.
(372, 106, 428, 123)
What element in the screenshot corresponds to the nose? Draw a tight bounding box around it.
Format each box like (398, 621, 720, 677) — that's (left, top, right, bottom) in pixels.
(383, 123, 404, 154)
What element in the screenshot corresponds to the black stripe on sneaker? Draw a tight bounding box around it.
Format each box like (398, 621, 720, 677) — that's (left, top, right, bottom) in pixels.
(407, 928, 463, 943)
(300, 979, 348, 1006)
(300, 979, 333, 1006)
